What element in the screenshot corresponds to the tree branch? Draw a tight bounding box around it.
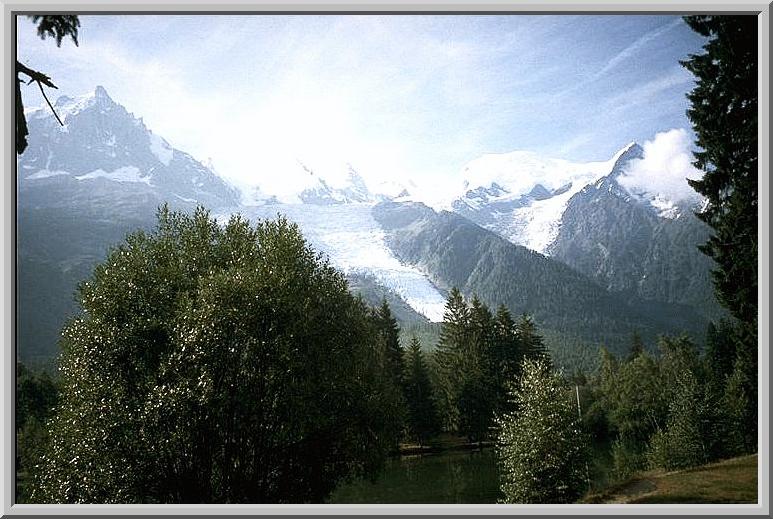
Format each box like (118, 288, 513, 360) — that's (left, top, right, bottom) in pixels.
(16, 61, 64, 127)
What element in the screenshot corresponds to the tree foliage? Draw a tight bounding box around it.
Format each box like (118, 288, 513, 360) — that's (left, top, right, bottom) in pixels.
(16, 363, 59, 502)
(402, 336, 440, 446)
(682, 15, 757, 328)
(496, 358, 589, 504)
(32, 206, 403, 503)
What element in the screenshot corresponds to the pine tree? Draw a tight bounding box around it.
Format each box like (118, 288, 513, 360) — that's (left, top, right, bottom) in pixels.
(681, 15, 759, 459)
(496, 358, 589, 504)
(458, 296, 497, 442)
(374, 298, 404, 389)
(626, 331, 644, 362)
(681, 16, 758, 329)
(492, 305, 523, 415)
(403, 336, 440, 446)
(433, 287, 470, 432)
(515, 314, 550, 365)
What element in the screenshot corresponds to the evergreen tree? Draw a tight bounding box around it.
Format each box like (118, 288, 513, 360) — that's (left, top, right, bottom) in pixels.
(491, 304, 523, 415)
(682, 15, 759, 458)
(704, 321, 737, 391)
(433, 287, 470, 432)
(496, 358, 589, 504)
(32, 207, 404, 503)
(403, 336, 440, 446)
(458, 296, 497, 442)
(374, 298, 404, 389)
(515, 314, 550, 365)
(681, 15, 758, 329)
(626, 331, 644, 362)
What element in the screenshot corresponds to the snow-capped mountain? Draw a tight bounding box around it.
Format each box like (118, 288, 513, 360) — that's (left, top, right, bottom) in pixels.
(451, 142, 707, 254)
(451, 143, 642, 254)
(449, 141, 719, 316)
(244, 159, 413, 207)
(19, 86, 240, 209)
(16, 85, 720, 367)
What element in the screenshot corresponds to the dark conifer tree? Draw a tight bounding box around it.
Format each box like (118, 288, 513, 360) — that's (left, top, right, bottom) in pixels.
(403, 336, 440, 446)
(681, 15, 758, 330)
(681, 14, 758, 456)
(458, 296, 496, 442)
(626, 331, 645, 362)
(492, 305, 523, 415)
(433, 287, 470, 432)
(375, 298, 404, 388)
(515, 314, 550, 365)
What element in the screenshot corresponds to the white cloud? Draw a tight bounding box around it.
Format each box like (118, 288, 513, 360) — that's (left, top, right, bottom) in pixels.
(618, 128, 704, 202)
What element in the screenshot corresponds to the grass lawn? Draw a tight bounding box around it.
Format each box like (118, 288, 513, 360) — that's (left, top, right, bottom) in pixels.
(582, 454, 758, 504)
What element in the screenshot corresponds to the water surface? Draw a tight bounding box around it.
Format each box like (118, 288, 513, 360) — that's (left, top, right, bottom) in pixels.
(328, 449, 502, 504)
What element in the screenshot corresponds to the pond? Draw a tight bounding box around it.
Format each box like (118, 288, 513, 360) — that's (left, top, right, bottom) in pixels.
(328, 449, 502, 504)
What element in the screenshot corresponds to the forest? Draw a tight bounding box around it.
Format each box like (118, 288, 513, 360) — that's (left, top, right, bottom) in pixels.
(15, 204, 757, 503)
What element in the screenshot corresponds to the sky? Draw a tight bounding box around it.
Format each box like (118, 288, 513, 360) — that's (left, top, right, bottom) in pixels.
(16, 15, 708, 205)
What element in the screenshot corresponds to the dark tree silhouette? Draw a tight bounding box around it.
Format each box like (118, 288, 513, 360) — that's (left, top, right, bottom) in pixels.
(16, 15, 80, 154)
(681, 15, 757, 328)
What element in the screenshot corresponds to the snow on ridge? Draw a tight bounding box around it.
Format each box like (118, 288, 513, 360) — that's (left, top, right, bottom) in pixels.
(150, 133, 173, 166)
(216, 203, 447, 322)
(26, 169, 70, 180)
(459, 148, 619, 203)
(75, 166, 151, 185)
(649, 195, 680, 219)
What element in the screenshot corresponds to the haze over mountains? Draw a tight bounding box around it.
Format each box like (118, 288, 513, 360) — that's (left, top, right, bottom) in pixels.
(17, 87, 721, 369)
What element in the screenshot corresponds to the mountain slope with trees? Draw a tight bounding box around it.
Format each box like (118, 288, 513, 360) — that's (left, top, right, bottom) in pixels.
(372, 200, 710, 359)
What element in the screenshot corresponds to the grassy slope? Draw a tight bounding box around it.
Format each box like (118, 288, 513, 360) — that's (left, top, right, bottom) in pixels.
(582, 454, 758, 504)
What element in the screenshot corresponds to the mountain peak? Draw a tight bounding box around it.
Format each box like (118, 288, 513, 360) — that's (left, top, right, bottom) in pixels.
(94, 85, 109, 98)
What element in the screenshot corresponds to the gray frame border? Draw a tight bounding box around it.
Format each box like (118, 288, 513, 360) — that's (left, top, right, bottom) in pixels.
(1, 0, 770, 516)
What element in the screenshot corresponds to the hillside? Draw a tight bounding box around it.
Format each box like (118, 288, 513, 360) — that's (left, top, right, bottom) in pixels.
(583, 455, 758, 504)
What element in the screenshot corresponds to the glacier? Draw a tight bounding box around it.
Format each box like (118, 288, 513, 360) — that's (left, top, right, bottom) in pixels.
(215, 203, 448, 322)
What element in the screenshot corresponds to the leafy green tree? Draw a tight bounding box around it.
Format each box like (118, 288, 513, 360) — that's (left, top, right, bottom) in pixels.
(606, 352, 665, 477)
(403, 336, 440, 446)
(583, 347, 618, 441)
(496, 358, 589, 504)
(16, 363, 59, 502)
(681, 15, 758, 329)
(704, 321, 737, 390)
(647, 369, 707, 470)
(721, 347, 756, 456)
(658, 335, 703, 405)
(32, 207, 402, 503)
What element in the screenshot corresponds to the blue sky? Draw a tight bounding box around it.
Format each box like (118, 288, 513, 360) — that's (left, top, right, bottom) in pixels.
(16, 15, 707, 202)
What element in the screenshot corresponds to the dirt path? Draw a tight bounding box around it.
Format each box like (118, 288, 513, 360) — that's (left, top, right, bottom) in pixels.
(596, 478, 658, 503)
